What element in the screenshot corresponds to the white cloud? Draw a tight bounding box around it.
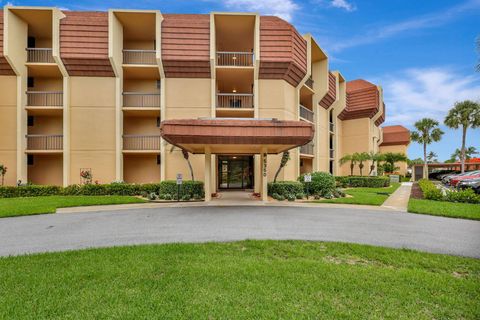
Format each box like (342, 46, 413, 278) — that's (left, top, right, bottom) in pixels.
(330, 0, 356, 12)
(221, 0, 299, 22)
(380, 68, 480, 126)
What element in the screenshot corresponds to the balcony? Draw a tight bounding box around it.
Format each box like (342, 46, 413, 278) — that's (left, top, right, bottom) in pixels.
(330, 149, 335, 159)
(123, 92, 160, 108)
(305, 76, 314, 90)
(26, 48, 54, 63)
(216, 52, 254, 67)
(329, 122, 334, 133)
(123, 50, 156, 65)
(123, 135, 161, 152)
(216, 93, 254, 109)
(26, 134, 63, 152)
(299, 105, 314, 123)
(27, 91, 63, 107)
(300, 142, 314, 156)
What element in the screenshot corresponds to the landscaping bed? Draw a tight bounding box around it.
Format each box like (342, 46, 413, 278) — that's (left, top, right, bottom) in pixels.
(317, 183, 400, 206)
(1, 240, 478, 319)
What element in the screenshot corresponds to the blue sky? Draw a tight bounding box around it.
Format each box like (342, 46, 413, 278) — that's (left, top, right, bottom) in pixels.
(2, 0, 480, 161)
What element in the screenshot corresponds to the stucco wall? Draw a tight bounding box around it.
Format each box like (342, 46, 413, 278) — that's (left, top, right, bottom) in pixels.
(379, 144, 409, 175)
(123, 154, 160, 183)
(0, 76, 17, 185)
(28, 154, 63, 185)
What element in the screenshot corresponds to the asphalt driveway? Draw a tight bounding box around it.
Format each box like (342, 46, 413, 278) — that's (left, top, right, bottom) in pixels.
(1, 206, 479, 258)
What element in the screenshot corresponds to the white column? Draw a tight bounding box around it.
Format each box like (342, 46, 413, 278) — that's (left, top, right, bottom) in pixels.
(205, 147, 212, 201)
(261, 148, 268, 202)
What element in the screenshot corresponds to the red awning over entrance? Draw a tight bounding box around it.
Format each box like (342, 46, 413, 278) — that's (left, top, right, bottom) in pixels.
(160, 118, 314, 154)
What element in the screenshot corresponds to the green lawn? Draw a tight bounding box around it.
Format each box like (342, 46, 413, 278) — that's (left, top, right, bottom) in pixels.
(0, 196, 146, 218)
(316, 183, 401, 205)
(408, 198, 480, 221)
(0, 241, 479, 319)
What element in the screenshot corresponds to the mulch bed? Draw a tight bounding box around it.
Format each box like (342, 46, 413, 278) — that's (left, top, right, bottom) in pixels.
(410, 182, 424, 199)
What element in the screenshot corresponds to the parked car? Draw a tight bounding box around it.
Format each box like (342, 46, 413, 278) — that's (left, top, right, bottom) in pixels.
(450, 171, 480, 187)
(457, 178, 480, 194)
(443, 170, 480, 185)
(429, 169, 458, 180)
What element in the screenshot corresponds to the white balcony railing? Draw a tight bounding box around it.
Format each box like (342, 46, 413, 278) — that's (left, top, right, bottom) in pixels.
(123, 49, 156, 65)
(216, 93, 254, 109)
(26, 134, 63, 150)
(216, 51, 254, 67)
(26, 48, 54, 63)
(299, 105, 314, 122)
(123, 135, 161, 151)
(27, 91, 63, 107)
(123, 92, 160, 108)
(300, 142, 314, 155)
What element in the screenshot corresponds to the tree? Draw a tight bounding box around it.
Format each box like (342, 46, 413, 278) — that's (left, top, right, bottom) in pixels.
(0, 164, 6, 186)
(407, 158, 424, 168)
(169, 145, 195, 181)
(410, 118, 444, 179)
(382, 152, 408, 174)
(427, 151, 438, 164)
(368, 152, 385, 175)
(444, 100, 480, 173)
(449, 146, 478, 162)
(273, 151, 290, 182)
(356, 152, 370, 176)
(339, 153, 358, 176)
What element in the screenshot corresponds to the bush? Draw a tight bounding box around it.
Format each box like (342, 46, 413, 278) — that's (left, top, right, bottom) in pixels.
(298, 172, 336, 197)
(335, 176, 390, 188)
(0, 185, 62, 198)
(295, 193, 304, 200)
(158, 181, 204, 199)
(268, 181, 304, 198)
(445, 189, 480, 204)
(286, 194, 296, 201)
(418, 179, 443, 201)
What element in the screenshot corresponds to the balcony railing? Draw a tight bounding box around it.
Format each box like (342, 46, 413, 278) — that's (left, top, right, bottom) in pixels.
(305, 76, 314, 89)
(26, 134, 63, 151)
(299, 105, 314, 122)
(329, 122, 334, 133)
(123, 92, 160, 108)
(300, 142, 314, 155)
(216, 93, 254, 109)
(330, 149, 335, 159)
(123, 135, 161, 151)
(216, 51, 254, 67)
(26, 91, 63, 107)
(123, 49, 156, 65)
(26, 48, 54, 63)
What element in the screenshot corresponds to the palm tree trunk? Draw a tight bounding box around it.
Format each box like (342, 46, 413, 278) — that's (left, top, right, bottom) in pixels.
(359, 164, 363, 176)
(369, 163, 375, 175)
(350, 162, 354, 176)
(186, 159, 194, 181)
(461, 125, 467, 173)
(423, 143, 428, 180)
(274, 166, 282, 183)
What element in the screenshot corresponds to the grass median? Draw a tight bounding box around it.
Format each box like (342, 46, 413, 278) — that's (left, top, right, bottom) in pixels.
(315, 183, 401, 206)
(0, 196, 146, 218)
(408, 198, 480, 221)
(0, 240, 479, 319)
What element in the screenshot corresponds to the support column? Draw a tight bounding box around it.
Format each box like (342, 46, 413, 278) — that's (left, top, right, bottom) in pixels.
(205, 147, 212, 202)
(261, 148, 268, 202)
(254, 155, 261, 193)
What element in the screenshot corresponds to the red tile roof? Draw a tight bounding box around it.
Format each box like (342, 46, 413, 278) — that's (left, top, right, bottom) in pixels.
(338, 79, 380, 120)
(319, 72, 337, 109)
(380, 125, 410, 146)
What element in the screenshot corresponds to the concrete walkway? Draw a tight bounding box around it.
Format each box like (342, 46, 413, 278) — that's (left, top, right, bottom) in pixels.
(1, 205, 479, 258)
(382, 182, 413, 212)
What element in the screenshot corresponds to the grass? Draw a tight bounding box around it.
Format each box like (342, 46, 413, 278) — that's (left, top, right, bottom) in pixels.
(408, 198, 480, 221)
(0, 196, 146, 218)
(0, 240, 479, 319)
(316, 183, 401, 205)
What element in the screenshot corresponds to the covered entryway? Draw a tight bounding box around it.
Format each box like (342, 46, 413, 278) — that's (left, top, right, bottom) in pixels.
(160, 118, 314, 201)
(218, 156, 254, 190)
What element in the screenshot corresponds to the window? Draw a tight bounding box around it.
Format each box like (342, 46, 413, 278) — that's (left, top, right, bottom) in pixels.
(329, 160, 334, 175)
(27, 116, 34, 127)
(157, 155, 161, 165)
(27, 154, 34, 166)
(156, 117, 161, 127)
(27, 77, 34, 88)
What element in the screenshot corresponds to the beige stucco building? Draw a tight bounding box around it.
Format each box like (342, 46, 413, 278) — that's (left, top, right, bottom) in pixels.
(0, 6, 409, 200)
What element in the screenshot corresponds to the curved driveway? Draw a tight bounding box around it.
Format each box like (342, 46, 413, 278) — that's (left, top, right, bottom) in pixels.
(1, 206, 479, 258)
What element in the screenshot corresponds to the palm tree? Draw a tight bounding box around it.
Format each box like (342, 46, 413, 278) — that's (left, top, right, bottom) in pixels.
(449, 146, 478, 162)
(273, 151, 290, 182)
(382, 152, 408, 173)
(444, 100, 480, 173)
(339, 153, 358, 176)
(411, 118, 444, 180)
(0, 164, 6, 186)
(368, 152, 384, 175)
(169, 145, 195, 181)
(427, 151, 438, 164)
(356, 152, 370, 176)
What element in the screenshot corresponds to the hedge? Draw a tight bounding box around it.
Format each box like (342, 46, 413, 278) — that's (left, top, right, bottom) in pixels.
(417, 179, 443, 201)
(298, 172, 336, 197)
(335, 176, 390, 188)
(0, 181, 205, 199)
(268, 181, 304, 198)
(418, 179, 480, 204)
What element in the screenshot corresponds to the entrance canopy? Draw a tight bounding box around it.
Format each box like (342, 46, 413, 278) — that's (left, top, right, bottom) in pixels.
(160, 118, 314, 154)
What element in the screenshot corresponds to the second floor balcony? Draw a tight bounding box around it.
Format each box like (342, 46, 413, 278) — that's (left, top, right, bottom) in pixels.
(216, 51, 254, 67)
(300, 142, 314, 156)
(123, 49, 156, 65)
(26, 134, 63, 151)
(26, 48, 54, 63)
(216, 93, 254, 109)
(123, 135, 161, 151)
(27, 91, 63, 107)
(123, 92, 160, 108)
(299, 105, 314, 123)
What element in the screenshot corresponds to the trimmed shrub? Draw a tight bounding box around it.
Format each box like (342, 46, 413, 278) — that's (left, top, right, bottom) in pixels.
(295, 193, 304, 200)
(268, 181, 304, 198)
(298, 172, 336, 197)
(0, 185, 62, 198)
(418, 179, 443, 201)
(445, 188, 480, 204)
(335, 176, 390, 188)
(286, 194, 296, 201)
(158, 180, 204, 198)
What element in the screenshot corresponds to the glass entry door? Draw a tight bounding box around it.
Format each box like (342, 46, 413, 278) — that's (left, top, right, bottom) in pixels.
(218, 156, 254, 189)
